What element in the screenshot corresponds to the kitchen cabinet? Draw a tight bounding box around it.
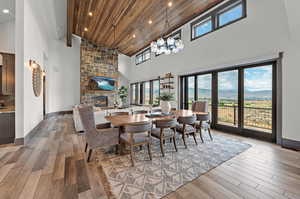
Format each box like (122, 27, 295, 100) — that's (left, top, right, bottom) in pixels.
(0, 53, 15, 95)
(0, 112, 15, 144)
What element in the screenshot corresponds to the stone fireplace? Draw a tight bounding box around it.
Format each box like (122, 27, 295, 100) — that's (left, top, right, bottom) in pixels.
(80, 40, 118, 107)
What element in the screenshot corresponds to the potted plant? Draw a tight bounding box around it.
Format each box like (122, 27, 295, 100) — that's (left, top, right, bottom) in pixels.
(118, 86, 128, 107)
(158, 92, 174, 113)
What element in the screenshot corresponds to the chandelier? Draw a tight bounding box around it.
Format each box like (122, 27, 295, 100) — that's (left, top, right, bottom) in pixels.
(150, 7, 184, 55)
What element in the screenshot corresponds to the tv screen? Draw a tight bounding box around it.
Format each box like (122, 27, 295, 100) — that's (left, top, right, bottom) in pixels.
(89, 76, 116, 91)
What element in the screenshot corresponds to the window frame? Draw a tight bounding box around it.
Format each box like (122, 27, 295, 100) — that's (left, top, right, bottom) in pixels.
(130, 78, 160, 105)
(191, 0, 246, 41)
(135, 47, 151, 65)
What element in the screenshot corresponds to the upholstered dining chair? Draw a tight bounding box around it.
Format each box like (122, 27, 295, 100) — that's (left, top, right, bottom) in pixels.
(176, 115, 198, 148)
(78, 105, 119, 162)
(120, 121, 152, 166)
(152, 118, 178, 157)
(133, 110, 148, 114)
(192, 101, 213, 142)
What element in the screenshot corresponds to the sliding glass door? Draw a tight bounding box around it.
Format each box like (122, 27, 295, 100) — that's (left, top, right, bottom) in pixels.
(180, 61, 277, 142)
(217, 70, 238, 127)
(243, 65, 273, 133)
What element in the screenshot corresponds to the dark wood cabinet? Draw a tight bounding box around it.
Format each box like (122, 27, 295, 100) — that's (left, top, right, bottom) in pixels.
(0, 112, 15, 144)
(0, 53, 15, 96)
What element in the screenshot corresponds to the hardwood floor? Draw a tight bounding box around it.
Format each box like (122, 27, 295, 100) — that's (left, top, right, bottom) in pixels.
(0, 115, 299, 199)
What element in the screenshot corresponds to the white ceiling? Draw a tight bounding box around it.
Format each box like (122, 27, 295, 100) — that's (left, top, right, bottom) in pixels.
(0, 0, 15, 24)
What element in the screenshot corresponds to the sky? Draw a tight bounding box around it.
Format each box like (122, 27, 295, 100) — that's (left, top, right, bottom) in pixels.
(194, 65, 272, 92)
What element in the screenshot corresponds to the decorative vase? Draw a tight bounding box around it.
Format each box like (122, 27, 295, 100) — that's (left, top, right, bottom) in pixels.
(160, 101, 171, 114)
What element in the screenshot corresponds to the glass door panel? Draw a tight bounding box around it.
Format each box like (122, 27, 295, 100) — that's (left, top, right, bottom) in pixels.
(243, 65, 272, 133)
(217, 70, 238, 126)
(144, 82, 150, 105)
(153, 80, 160, 105)
(197, 74, 212, 112)
(188, 76, 195, 109)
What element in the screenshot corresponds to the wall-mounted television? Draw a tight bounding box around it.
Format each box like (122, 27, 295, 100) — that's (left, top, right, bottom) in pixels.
(89, 76, 116, 91)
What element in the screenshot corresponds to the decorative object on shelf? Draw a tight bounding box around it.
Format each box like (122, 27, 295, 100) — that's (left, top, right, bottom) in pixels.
(159, 72, 175, 92)
(29, 60, 42, 97)
(158, 92, 174, 113)
(118, 86, 128, 107)
(150, 6, 184, 55)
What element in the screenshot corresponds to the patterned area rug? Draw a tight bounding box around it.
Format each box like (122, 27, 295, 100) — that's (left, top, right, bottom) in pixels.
(96, 134, 251, 199)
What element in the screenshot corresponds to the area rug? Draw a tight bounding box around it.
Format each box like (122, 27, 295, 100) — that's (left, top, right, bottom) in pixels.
(96, 134, 251, 199)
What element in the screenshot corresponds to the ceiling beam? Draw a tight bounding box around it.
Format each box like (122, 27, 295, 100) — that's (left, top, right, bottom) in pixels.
(67, 0, 75, 47)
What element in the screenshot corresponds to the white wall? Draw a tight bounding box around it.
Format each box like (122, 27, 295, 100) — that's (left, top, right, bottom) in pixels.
(0, 21, 15, 54)
(129, 0, 300, 142)
(118, 54, 131, 87)
(47, 37, 81, 113)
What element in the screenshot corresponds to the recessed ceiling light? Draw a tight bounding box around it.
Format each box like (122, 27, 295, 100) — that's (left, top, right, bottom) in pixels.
(88, 12, 93, 16)
(168, 2, 172, 7)
(148, 20, 153, 24)
(84, 27, 88, 32)
(2, 9, 9, 14)
(132, 34, 136, 38)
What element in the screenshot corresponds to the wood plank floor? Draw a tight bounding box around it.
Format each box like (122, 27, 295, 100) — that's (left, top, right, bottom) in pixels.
(0, 114, 299, 199)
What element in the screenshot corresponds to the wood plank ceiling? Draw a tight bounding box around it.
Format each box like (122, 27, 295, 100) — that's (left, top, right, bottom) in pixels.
(70, 0, 224, 56)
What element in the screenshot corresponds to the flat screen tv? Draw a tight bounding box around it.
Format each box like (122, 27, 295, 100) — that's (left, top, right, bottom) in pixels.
(89, 76, 116, 91)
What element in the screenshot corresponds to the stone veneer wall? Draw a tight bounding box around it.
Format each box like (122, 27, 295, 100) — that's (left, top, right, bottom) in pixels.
(80, 40, 118, 106)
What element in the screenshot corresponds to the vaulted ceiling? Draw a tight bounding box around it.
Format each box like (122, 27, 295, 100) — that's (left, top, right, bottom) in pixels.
(68, 0, 224, 56)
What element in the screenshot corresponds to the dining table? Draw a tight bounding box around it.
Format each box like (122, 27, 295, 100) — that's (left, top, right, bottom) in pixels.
(105, 109, 209, 127)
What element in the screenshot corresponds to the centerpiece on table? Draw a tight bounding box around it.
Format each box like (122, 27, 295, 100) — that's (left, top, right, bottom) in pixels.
(158, 92, 174, 114)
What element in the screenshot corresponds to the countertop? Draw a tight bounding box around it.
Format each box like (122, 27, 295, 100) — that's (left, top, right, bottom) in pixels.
(0, 106, 15, 113)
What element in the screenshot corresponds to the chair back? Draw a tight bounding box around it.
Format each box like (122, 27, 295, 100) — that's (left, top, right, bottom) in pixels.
(125, 121, 152, 134)
(178, 115, 197, 125)
(133, 110, 148, 114)
(110, 112, 129, 116)
(192, 101, 208, 112)
(155, 118, 177, 128)
(196, 113, 210, 121)
(78, 105, 95, 132)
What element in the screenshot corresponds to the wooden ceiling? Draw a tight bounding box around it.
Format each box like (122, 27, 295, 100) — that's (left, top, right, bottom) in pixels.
(67, 0, 224, 56)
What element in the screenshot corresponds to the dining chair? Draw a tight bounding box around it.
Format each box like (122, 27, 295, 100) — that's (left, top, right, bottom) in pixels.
(176, 115, 198, 148)
(192, 101, 213, 142)
(152, 118, 178, 157)
(120, 121, 152, 166)
(110, 112, 129, 116)
(133, 110, 148, 114)
(78, 105, 119, 162)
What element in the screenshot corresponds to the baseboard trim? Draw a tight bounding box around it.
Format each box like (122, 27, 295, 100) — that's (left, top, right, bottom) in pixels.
(282, 138, 300, 151)
(14, 138, 24, 145)
(45, 110, 73, 119)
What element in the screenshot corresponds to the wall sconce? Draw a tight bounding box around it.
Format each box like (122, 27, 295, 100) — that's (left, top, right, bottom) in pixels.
(27, 59, 38, 70)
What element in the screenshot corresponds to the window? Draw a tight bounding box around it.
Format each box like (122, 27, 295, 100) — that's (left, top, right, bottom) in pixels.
(191, 0, 246, 40)
(218, 1, 243, 27)
(135, 48, 151, 65)
(192, 18, 212, 38)
(130, 79, 160, 105)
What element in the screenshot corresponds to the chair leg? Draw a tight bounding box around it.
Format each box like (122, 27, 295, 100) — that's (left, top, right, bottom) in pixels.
(173, 137, 178, 152)
(160, 139, 165, 157)
(85, 143, 88, 152)
(182, 134, 187, 149)
(208, 127, 213, 141)
(139, 146, 143, 150)
(130, 145, 135, 167)
(147, 143, 152, 160)
(87, 149, 93, 162)
(199, 128, 204, 143)
(192, 133, 198, 145)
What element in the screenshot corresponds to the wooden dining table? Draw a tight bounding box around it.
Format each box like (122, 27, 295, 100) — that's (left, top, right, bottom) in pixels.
(105, 109, 208, 126)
